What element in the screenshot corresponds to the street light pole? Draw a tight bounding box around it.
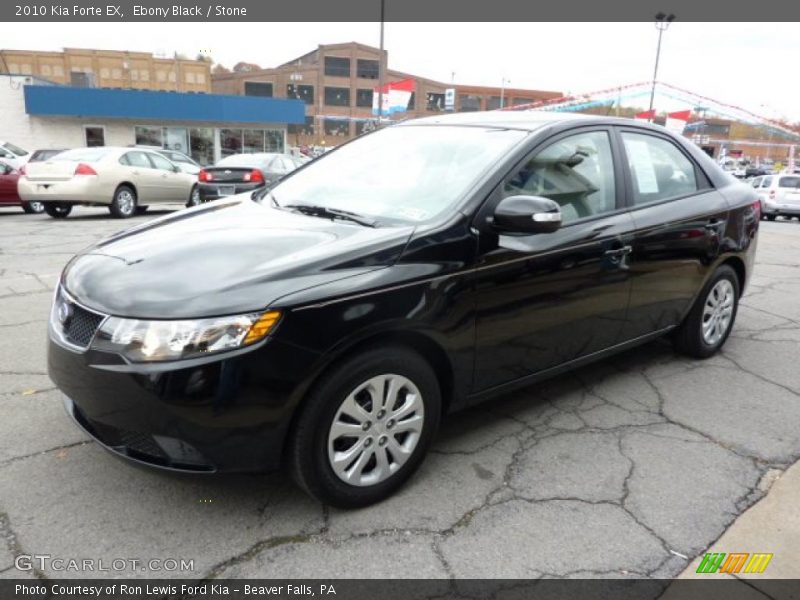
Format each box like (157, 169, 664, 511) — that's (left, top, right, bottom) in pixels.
(648, 12, 675, 116)
(500, 77, 510, 109)
(377, 0, 385, 126)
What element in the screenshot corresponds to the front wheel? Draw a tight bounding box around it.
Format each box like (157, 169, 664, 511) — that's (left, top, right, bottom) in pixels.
(43, 202, 72, 218)
(765, 214, 777, 221)
(22, 201, 44, 214)
(288, 346, 441, 508)
(110, 185, 137, 218)
(673, 265, 739, 359)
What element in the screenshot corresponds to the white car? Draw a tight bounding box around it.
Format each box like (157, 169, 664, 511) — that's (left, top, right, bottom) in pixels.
(0, 141, 30, 169)
(750, 174, 800, 220)
(18, 146, 198, 219)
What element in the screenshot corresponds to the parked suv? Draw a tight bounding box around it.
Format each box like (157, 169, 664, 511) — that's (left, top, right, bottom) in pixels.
(752, 174, 800, 220)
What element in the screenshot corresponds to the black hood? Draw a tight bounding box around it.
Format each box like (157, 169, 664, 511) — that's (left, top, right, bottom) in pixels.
(63, 199, 415, 319)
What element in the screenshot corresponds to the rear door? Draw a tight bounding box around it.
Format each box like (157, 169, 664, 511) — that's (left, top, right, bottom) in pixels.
(0, 161, 17, 202)
(615, 128, 729, 341)
(146, 152, 189, 202)
(119, 151, 158, 202)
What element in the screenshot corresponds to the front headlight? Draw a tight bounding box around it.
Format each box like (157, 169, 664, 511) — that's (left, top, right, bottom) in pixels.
(91, 310, 281, 362)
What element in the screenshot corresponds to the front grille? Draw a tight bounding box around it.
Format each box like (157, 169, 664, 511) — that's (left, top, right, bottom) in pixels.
(64, 304, 104, 347)
(85, 419, 168, 461)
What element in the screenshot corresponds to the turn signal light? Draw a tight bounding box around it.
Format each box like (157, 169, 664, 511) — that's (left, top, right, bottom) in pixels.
(244, 169, 265, 183)
(74, 163, 97, 176)
(244, 310, 281, 344)
(198, 169, 213, 182)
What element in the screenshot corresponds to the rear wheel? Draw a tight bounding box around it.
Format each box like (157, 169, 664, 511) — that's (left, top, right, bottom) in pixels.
(186, 185, 201, 208)
(21, 201, 44, 214)
(110, 185, 137, 218)
(673, 265, 739, 359)
(765, 214, 776, 221)
(135, 205, 149, 215)
(288, 346, 441, 508)
(43, 202, 72, 218)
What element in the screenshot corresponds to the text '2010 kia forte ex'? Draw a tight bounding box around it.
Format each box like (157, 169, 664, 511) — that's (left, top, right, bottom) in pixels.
(48, 112, 759, 507)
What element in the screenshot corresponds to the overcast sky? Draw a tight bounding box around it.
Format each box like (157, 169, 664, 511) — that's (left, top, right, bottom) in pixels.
(3, 22, 798, 121)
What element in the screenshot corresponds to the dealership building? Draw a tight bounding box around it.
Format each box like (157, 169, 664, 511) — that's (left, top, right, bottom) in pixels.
(0, 75, 305, 164)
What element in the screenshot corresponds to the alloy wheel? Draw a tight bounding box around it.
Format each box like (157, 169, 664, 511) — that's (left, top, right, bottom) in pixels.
(117, 190, 135, 215)
(327, 374, 424, 487)
(702, 279, 735, 346)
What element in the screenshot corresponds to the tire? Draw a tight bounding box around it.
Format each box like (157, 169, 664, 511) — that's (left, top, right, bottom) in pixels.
(43, 202, 72, 218)
(22, 201, 44, 214)
(765, 214, 776, 221)
(673, 265, 740, 359)
(186, 185, 201, 208)
(109, 185, 137, 219)
(135, 205, 149, 215)
(288, 346, 441, 508)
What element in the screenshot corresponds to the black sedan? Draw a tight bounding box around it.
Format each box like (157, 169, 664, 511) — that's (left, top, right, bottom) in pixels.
(197, 152, 301, 203)
(48, 111, 759, 507)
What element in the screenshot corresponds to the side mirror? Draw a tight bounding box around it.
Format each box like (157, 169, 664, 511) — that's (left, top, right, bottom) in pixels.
(490, 195, 562, 234)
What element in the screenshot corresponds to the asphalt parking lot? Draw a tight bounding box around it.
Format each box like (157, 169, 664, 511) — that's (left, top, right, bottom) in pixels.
(1, 206, 800, 581)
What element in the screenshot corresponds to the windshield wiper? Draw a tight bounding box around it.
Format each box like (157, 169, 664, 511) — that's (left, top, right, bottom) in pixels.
(283, 204, 379, 227)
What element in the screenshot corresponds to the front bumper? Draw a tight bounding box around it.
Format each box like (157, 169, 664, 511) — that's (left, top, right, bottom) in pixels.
(49, 334, 320, 473)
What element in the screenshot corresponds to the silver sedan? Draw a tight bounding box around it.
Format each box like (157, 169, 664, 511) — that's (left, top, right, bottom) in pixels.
(18, 147, 198, 219)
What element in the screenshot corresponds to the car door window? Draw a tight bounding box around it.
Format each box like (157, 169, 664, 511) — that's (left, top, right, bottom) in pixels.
(148, 153, 175, 172)
(502, 131, 616, 224)
(124, 151, 152, 169)
(621, 132, 698, 205)
(751, 177, 762, 188)
(761, 176, 773, 188)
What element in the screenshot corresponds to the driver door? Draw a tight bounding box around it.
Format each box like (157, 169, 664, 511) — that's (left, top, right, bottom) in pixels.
(472, 128, 636, 392)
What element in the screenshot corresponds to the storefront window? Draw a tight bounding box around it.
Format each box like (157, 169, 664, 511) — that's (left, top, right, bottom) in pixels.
(324, 119, 349, 137)
(220, 129, 243, 157)
(459, 95, 482, 112)
(288, 117, 315, 136)
(135, 126, 163, 147)
(189, 128, 214, 165)
(265, 130, 284, 152)
(243, 129, 265, 153)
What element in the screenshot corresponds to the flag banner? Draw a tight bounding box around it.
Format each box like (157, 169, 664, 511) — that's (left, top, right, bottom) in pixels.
(665, 109, 692, 134)
(372, 79, 416, 116)
(634, 109, 656, 121)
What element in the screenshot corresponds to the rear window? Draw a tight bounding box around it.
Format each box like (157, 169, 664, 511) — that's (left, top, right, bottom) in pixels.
(778, 176, 800, 189)
(51, 148, 110, 162)
(216, 154, 277, 168)
(2, 142, 28, 156)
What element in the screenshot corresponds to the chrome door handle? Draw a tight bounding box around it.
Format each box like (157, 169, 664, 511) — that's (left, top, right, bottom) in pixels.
(604, 245, 632, 258)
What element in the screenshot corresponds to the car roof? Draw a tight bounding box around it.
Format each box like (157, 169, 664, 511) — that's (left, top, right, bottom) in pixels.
(399, 110, 608, 131)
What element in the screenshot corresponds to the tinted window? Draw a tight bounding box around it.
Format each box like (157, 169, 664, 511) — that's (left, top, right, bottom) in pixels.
(324, 87, 350, 107)
(2, 142, 28, 156)
(217, 154, 279, 168)
(286, 84, 314, 104)
(51, 148, 110, 162)
(778, 176, 800, 189)
(503, 131, 617, 224)
(356, 59, 379, 79)
(356, 89, 373, 108)
(84, 127, 105, 147)
(244, 82, 273, 97)
(750, 177, 762, 188)
(124, 151, 152, 168)
(621, 132, 698, 205)
(762, 176, 773, 188)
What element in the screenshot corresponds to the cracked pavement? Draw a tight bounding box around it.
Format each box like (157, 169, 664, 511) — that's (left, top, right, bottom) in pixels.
(1, 206, 800, 581)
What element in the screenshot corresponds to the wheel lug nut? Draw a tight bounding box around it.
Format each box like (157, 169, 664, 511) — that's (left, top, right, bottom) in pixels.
(364, 437, 373, 447)
(378, 436, 387, 446)
(376, 410, 385, 419)
(386, 419, 395, 429)
(362, 421, 371, 431)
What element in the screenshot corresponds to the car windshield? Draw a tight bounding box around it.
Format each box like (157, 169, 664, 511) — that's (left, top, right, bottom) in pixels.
(268, 125, 528, 224)
(2, 142, 28, 156)
(50, 148, 111, 162)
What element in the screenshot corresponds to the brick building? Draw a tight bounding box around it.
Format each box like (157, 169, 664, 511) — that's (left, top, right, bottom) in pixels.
(0, 48, 211, 93)
(211, 42, 563, 145)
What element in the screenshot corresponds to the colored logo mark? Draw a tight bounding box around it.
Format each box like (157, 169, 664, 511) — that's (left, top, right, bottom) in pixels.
(696, 552, 773, 574)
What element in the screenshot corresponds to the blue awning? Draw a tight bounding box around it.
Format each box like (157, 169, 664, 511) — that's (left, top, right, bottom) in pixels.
(23, 85, 305, 125)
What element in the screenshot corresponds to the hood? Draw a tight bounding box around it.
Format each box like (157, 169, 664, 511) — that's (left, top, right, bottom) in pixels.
(63, 198, 415, 319)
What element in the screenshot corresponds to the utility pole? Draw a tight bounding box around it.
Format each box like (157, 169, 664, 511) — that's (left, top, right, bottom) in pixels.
(648, 13, 675, 115)
(377, 0, 385, 126)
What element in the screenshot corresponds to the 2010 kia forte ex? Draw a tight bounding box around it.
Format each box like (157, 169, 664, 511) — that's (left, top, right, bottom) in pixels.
(48, 111, 759, 507)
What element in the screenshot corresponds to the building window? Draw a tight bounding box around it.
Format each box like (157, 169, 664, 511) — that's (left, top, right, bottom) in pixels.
(324, 87, 350, 107)
(244, 81, 273, 97)
(111, 68, 122, 80)
(139, 70, 149, 82)
(70, 71, 95, 87)
(196, 73, 206, 85)
(512, 97, 534, 107)
(459, 95, 481, 112)
(288, 116, 315, 136)
(265, 130, 284, 152)
(53, 65, 64, 77)
(426, 92, 445, 111)
(324, 56, 350, 78)
(84, 126, 105, 147)
(356, 89, 373, 108)
(355, 120, 375, 136)
(324, 119, 349, 137)
(135, 126, 163, 147)
(408, 92, 415, 110)
(20, 64, 32, 75)
(8, 63, 19, 74)
(100, 68, 110, 79)
(286, 84, 314, 105)
(168, 71, 176, 83)
(40, 64, 52, 76)
(189, 128, 214, 165)
(220, 129, 243, 157)
(487, 96, 504, 110)
(156, 70, 167, 82)
(130, 69, 139, 81)
(243, 129, 265, 153)
(356, 59, 379, 79)
(185, 72, 196, 84)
